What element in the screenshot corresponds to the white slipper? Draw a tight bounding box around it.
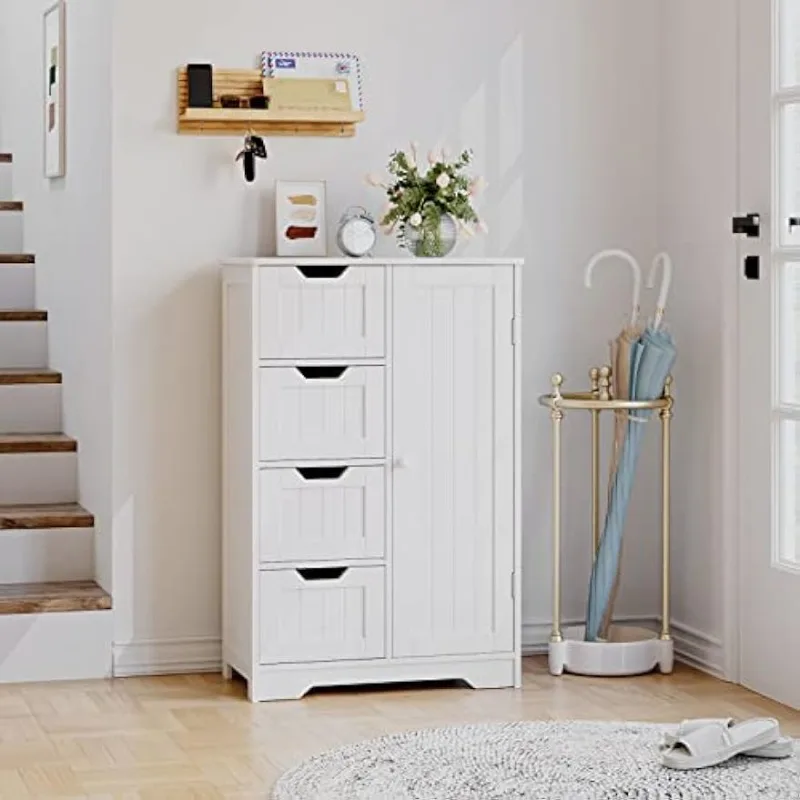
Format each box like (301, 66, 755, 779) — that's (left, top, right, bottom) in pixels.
(661, 718, 781, 771)
(660, 718, 793, 759)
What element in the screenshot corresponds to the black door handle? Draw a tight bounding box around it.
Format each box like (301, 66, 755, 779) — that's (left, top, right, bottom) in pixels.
(732, 213, 761, 238)
(789, 216, 800, 232)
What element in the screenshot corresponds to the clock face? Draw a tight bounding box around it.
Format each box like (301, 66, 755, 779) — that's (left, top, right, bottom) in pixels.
(341, 218, 375, 256)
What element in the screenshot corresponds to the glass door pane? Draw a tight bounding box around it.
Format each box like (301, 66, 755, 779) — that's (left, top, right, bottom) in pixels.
(779, 104, 800, 246)
(778, 262, 800, 404)
(779, 0, 800, 86)
(779, 419, 800, 568)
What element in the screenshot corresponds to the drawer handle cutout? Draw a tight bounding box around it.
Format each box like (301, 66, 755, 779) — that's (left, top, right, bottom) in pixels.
(297, 466, 349, 481)
(296, 264, 349, 280)
(296, 366, 348, 380)
(296, 567, 349, 582)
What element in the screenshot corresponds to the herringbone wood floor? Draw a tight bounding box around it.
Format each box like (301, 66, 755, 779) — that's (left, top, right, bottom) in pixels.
(0, 658, 797, 798)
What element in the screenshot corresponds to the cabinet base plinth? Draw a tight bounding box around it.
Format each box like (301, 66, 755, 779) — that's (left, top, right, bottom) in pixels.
(238, 655, 519, 702)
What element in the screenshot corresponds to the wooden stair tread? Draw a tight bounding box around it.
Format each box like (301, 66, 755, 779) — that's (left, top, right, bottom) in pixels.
(0, 202, 22, 212)
(0, 581, 111, 614)
(0, 433, 77, 453)
(0, 154, 10, 164)
(0, 310, 47, 322)
(0, 255, 33, 265)
(0, 368, 61, 385)
(0, 503, 93, 530)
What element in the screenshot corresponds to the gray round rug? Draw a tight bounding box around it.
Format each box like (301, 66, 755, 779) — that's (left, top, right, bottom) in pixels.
(272, 721, 800, 799)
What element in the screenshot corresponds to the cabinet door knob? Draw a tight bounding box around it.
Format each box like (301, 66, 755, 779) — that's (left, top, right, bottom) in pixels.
(393, 457, 408, 469)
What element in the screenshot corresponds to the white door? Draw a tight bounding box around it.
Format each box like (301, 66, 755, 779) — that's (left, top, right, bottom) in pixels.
(738, 0, 800, 709)
(391, 265, 515, 658)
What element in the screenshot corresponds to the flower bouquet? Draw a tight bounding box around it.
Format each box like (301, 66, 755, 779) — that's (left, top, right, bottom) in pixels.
(366, 142, 487, 257)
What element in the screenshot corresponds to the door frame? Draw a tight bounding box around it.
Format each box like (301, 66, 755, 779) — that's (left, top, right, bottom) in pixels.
(723, 0, 783, 686)
(720, 0, 747, 686)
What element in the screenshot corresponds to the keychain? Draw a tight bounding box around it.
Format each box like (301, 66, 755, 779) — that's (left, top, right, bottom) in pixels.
(236, 132, 268, 183)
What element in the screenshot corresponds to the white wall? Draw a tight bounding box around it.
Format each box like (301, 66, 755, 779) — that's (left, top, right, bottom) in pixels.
(523, 0, 662, 642)
(0, 0, 114, 590)
(658, 0, 738, 673)
(108, 0, 665, 664)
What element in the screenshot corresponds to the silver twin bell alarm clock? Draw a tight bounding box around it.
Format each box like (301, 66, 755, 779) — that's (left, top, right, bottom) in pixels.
(336, 206, 377, 258)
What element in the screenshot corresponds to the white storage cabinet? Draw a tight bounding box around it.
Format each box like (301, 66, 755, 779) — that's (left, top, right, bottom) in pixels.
(222, 258, 523, 701)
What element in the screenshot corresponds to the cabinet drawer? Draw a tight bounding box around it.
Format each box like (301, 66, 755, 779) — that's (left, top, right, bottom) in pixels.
(259, 567, 385, 664)
(259, 366, 385, 461)
(259, 265, 385, 359)
(259, 465, 385, 563)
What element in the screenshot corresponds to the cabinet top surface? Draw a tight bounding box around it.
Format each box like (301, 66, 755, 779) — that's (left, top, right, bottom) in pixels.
(222, 257, 523, 268)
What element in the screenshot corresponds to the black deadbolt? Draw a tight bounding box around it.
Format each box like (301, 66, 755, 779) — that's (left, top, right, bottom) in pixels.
(744, 255, 760, 280)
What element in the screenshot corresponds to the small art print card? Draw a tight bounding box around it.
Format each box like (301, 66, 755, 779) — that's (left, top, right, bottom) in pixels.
(275, 181, 327, 257)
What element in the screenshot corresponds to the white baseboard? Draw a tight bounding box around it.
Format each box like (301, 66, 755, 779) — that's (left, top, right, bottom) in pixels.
(113, 636, 221, 677)
(522, 616, 725, 678)
(669, 620, 725, 679)
(114, 622, 724, 681)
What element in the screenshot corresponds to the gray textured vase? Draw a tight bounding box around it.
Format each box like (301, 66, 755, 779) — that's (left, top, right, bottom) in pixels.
(403, 212, 458, 257)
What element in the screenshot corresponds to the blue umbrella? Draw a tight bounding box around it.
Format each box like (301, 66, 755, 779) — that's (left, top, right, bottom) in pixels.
(585, 256, 676, 642)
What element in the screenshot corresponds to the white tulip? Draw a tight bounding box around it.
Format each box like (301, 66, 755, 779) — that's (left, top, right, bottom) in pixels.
(428, 149, 442, 165)
(409, 213, 423, 228)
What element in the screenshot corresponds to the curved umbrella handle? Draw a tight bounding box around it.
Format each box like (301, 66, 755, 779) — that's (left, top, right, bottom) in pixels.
(584, 249, 643, 328)
(648, 252, 673, 331)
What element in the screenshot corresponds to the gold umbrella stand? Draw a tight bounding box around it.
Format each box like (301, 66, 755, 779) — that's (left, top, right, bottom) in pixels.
(541, 369, 674, 678)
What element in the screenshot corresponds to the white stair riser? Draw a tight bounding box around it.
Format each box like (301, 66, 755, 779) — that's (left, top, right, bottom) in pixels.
(0, 322, 47, 369)
(0, 213, 22, 254)
(0, 528, 93, 584)
(0, 452, 77, 504)
(0, 165, 12, 202)
(0, 266, 35, 309)
(0, 610, 112, 683)
(0, 384, 61, 433)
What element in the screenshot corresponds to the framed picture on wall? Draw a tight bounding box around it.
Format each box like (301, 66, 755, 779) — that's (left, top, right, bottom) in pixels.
(275, 180, 327, 257)
(43, 0, 66, 178)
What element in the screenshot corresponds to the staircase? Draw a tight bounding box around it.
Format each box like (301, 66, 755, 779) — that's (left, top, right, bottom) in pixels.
(0, 153, 112, 683)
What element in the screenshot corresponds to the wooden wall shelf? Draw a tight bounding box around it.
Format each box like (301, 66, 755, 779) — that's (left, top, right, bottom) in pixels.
(177, 68, 364, 137)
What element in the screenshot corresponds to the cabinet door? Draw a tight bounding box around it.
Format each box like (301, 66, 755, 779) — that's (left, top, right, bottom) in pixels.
(392, 265, 515, 657)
